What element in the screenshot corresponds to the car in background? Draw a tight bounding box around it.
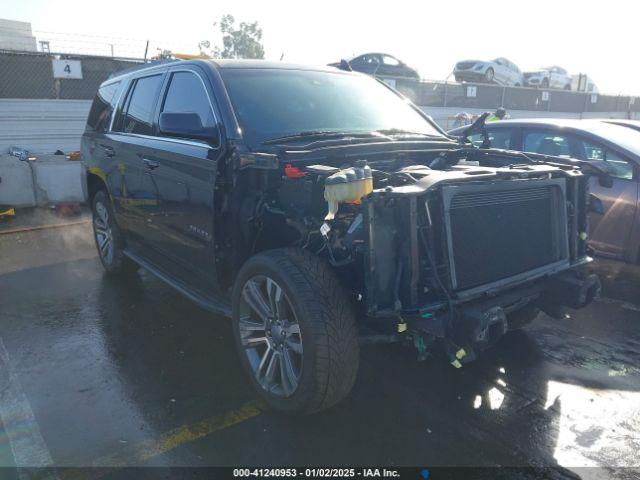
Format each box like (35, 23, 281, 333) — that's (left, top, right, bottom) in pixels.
(329, 53, 420, 79)
(523, 66, 572, 90)
(602, 119, 640, 132)
(453, 57, 523, 86)
(448, 119, 640, 264)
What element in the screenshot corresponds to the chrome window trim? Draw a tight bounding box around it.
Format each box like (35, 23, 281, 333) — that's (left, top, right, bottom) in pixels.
(107, 131, 212, 149)
(108, 72, 164, 133)
(109, 68, 221, 147)
(160, 68, 220, 127)
(108, 78, 129, 132)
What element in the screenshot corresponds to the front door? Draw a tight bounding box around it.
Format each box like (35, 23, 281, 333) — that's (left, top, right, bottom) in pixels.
(522, 128, 639, 260)
(577, 140, 639, 258)
(142, 69, 222, 288)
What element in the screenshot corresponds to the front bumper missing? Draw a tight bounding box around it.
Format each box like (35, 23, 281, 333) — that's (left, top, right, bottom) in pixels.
(395, 269, 601, 364)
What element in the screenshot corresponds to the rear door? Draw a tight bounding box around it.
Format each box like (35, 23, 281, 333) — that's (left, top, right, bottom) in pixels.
(106, 73, 165, 242)
(508, 61, 522, 85)
(141, 67, 222, 289)
(493, 59, 507, 84)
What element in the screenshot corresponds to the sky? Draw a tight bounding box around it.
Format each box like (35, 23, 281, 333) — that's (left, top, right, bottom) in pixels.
(3, 0, 640, 95)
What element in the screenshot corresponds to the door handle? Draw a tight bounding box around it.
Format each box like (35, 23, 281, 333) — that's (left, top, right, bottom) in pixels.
(100, 144, 116, 157)
(143, 158, 160, 170)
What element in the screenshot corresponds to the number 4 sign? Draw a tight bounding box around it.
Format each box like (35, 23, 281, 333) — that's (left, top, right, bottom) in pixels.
(52, 59, 83, 79)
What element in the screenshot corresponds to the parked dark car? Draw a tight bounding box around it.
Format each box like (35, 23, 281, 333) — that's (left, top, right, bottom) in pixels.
(83, 61, 600, 414)
(449, 119, 640, 263)
(329, 53, 419, 79)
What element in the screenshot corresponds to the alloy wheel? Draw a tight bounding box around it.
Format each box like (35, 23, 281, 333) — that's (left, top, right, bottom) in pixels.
(93, 201, 114, 265)
(238, 275, 303, 397)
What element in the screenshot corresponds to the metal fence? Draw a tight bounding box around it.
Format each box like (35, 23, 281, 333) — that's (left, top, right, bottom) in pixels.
(0, 50, 143, 100)
(393, 78, 639, 116)
(0, 48, 638, 119)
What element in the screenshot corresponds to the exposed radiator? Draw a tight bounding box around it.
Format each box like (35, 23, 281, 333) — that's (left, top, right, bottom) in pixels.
(444, 181, 569, 291)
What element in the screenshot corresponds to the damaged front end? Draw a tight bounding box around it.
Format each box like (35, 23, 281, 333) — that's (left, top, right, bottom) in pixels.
(239, 142, 601, 367)
(359, 161, 600, 365)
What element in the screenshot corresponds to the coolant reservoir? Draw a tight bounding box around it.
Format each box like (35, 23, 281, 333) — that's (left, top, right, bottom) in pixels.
(324, 161, 373, 220)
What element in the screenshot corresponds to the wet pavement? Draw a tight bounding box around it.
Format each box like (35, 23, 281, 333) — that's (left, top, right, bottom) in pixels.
(0, 220, 639, 479)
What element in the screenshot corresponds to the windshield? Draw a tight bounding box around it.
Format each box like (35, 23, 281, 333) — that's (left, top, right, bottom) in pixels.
(583, 121, 640, 157)
(219, 68, 443, 145)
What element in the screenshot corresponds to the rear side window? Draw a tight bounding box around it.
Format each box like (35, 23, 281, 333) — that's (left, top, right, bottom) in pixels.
(86, 82, 120, 133)
(115, 74, 163, 135)
(160, 72, 216, 131)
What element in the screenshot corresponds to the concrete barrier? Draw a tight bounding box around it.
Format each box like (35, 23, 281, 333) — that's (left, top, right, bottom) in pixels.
(0, 155, 36, 207)
(33, 156, 86, 206)
(0, 154, 85, 207)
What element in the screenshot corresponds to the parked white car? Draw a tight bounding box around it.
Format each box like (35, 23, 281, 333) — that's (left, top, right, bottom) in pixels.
(523, 66, 572, 90)
(453, 57, 523, 86)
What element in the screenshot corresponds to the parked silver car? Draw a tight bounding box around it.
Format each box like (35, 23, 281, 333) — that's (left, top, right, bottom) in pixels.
(453, 57, 523, 86)
(523, 66, 572, 90)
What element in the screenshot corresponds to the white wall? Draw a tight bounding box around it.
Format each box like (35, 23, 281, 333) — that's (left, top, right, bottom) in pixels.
(0, 99, 91, 154)
(0, 19, 37, 52)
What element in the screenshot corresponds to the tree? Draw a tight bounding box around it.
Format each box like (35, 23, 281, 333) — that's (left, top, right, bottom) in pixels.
(199, 14, 265, 59)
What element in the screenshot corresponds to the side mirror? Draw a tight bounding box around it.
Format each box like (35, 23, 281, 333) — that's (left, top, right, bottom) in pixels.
(159, 112, 219, 144)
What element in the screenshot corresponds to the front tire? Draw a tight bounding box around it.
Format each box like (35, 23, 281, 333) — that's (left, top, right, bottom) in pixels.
(91, 190, 138, 275)
(232, 248, 359, 414)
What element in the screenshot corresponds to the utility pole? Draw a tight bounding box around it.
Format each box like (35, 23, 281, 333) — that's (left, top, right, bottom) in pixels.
(144, 41, 149, 62)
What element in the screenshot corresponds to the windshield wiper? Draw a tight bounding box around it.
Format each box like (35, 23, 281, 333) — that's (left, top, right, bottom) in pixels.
(374, 128, 440, 138)
(262, 130, 379, 145)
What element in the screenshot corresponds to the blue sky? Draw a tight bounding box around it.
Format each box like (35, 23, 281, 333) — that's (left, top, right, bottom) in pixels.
(3, 0, 639, 94)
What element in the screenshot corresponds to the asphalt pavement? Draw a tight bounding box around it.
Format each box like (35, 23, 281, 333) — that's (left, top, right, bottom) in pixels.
(0, 215, 639, 479)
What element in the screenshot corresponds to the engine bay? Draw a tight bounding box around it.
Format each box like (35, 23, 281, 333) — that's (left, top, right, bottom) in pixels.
(233, 146, 591, 319)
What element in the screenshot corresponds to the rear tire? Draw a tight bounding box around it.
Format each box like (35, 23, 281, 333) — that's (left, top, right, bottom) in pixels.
(91, 190, 138, 275)
(232, 248, 359, 414)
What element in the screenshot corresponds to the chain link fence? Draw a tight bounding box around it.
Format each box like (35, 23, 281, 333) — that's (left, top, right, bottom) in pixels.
(0, 50, 143, 100)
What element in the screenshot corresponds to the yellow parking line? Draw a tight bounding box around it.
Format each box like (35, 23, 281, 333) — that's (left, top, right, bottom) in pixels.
(60, 399, 264, 480)
(136, 399, 264, 463)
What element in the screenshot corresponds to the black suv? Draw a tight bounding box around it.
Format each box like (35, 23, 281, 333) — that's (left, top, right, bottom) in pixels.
(82, 60, 601, 414)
